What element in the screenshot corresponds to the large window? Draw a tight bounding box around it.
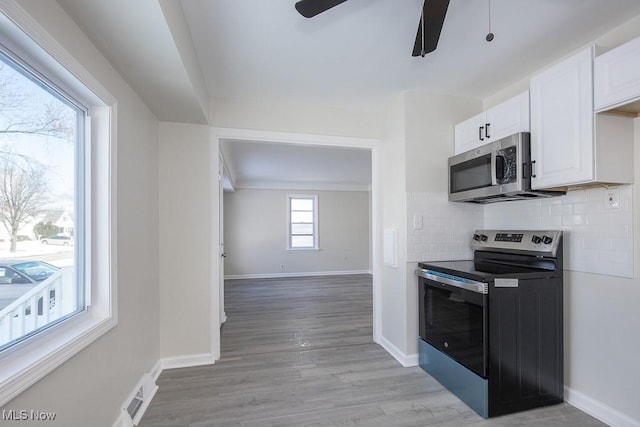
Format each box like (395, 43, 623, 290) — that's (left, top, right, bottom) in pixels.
(0, 4, 115, 407)
(0, 49, 85, 351)
(288, 194, 318, 250)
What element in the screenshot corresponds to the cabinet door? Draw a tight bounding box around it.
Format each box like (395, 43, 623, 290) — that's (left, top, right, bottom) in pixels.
(454, 112, 486, 154)
(485, 91, 530, 142)
(530, 47, 594, 189)
(594, 35, 640, 111)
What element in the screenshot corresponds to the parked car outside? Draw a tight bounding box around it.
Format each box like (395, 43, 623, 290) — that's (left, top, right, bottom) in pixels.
(40, 235, 73, 246)
(0, 260, 60, 311)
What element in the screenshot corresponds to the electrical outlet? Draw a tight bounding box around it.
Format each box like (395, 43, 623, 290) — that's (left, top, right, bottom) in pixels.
(604, 188, 620, 210)
(280, 264, 285, 270)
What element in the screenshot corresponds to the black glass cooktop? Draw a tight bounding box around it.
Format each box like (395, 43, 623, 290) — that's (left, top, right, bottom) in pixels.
(418, 258, 557, 282)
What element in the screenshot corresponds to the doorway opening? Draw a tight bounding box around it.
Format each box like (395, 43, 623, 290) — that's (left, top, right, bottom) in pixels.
(210, 128, 382, 360)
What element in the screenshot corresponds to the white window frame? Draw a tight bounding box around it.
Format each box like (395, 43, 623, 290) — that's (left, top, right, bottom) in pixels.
(0, 2, 116, 406)
(287, 194, 319, 250)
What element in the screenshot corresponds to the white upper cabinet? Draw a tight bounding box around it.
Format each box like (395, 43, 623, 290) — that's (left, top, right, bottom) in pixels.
(594, 35, 640, 112)
(485, 91, 530, 141)
(454, 112, 486, 154)
(530, 47, 594, 189)
(530, 46, 634, 189)
(454, 91, 529, 154)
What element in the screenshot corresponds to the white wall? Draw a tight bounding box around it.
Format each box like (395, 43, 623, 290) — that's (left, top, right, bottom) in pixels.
(379, 94, 410, 360)
(223, 189, 370, 277)
(158, 122, 217, 360)
(0, 1, 160, 426)
(211, 97, 383, 139)
(401, 91, 481, 359)
(404, 90, 483, 266)
(376, 91, 480, 363)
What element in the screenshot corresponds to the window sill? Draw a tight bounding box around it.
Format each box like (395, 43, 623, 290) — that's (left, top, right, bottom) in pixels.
(0, 307, 116, 406)
(287, 247, 321, 251)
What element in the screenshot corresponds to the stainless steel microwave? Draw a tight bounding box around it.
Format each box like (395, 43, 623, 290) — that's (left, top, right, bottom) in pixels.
(448, 133, 564, 203)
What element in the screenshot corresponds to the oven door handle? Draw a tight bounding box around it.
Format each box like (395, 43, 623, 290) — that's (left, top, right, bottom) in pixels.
(415, 268, 488, 294)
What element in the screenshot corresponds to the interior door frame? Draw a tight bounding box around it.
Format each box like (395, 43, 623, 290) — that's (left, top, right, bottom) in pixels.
(210, 127, 382, 359)
(218, 152, 227, 325)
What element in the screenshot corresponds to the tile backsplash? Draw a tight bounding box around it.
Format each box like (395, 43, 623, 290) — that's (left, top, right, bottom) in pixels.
(407, 192, 483, 263)
(485, 185, 634, 278)
(408, 186, 634, 278)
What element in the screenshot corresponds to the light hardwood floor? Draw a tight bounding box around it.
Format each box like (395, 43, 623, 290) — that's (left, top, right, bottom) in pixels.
(140, 275, 605, 426)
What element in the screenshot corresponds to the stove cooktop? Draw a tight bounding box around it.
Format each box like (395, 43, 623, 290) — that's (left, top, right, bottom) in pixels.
(418, 259, 558, 282)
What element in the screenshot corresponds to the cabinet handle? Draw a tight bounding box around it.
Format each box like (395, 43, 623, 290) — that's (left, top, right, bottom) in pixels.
(479, 126, 484, 141)
(485, 123, 491, 139)
(531, 160, 537, 178)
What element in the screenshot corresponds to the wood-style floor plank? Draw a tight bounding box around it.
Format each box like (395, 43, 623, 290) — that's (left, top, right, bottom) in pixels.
(140, 275, 605, 427)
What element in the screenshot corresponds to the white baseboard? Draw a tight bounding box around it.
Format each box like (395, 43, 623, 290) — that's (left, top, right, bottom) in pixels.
(565, 386, 639, 427)
(404, 353, 419, 367)
(378, 335, 419, 367)
(150, 360, 162, 382)
(112, 355, 216, 426)
(160, 353, 216, 370)
(225, 270, 372, 280)
(112, 413, 129, 427)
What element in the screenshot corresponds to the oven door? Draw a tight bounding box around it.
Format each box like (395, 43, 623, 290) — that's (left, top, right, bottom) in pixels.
(418, 270, 488, 378)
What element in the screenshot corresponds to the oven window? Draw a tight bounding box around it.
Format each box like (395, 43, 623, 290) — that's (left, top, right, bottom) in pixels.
(450, 154, 492, 194)
(423, 282, 486, 377)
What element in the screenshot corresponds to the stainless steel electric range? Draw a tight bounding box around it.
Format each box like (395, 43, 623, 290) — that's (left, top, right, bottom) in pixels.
(416, 230, 564, 418)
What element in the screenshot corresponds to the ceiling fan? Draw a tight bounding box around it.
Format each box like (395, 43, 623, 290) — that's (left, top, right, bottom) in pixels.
(294, 0, 450, 57)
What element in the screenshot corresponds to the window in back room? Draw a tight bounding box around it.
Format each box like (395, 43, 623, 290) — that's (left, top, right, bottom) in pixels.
(288, 194, 318, 250)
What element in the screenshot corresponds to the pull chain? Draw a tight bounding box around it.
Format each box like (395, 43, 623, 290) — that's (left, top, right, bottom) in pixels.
(486, 0, 494, 42)
(421, 0, 426, 56)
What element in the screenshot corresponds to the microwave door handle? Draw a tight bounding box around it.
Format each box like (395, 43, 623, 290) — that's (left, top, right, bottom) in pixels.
(491, 152, 498, 185)
(495, 155, 505, 182)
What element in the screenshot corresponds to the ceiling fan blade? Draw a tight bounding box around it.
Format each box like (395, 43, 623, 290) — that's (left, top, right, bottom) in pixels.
(295, 0, 349, 18)
(412, 0, 450, 57)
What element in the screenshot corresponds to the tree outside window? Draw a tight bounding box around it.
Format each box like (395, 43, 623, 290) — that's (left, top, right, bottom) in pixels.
(0, 52, 81, 350)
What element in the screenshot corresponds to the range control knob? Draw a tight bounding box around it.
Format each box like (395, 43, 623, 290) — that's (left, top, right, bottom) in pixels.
(531, 235, 542, 244)
(543, 235, 553, 245)
(473, 233, 481, 241)
(480, 234, 488, 242)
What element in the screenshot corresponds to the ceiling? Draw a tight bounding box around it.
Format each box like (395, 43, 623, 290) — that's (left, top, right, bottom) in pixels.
(220, 140, 371, 191)
(182, 0, 640, 110)
(56, 0, 640, 190)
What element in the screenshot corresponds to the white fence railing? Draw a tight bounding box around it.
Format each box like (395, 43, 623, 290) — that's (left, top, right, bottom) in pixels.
(0, 271, 73, 347)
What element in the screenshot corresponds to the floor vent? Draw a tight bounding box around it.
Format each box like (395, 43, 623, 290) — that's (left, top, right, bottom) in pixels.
(120, 373, 158, 426)
(126, 387, 144, 421)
